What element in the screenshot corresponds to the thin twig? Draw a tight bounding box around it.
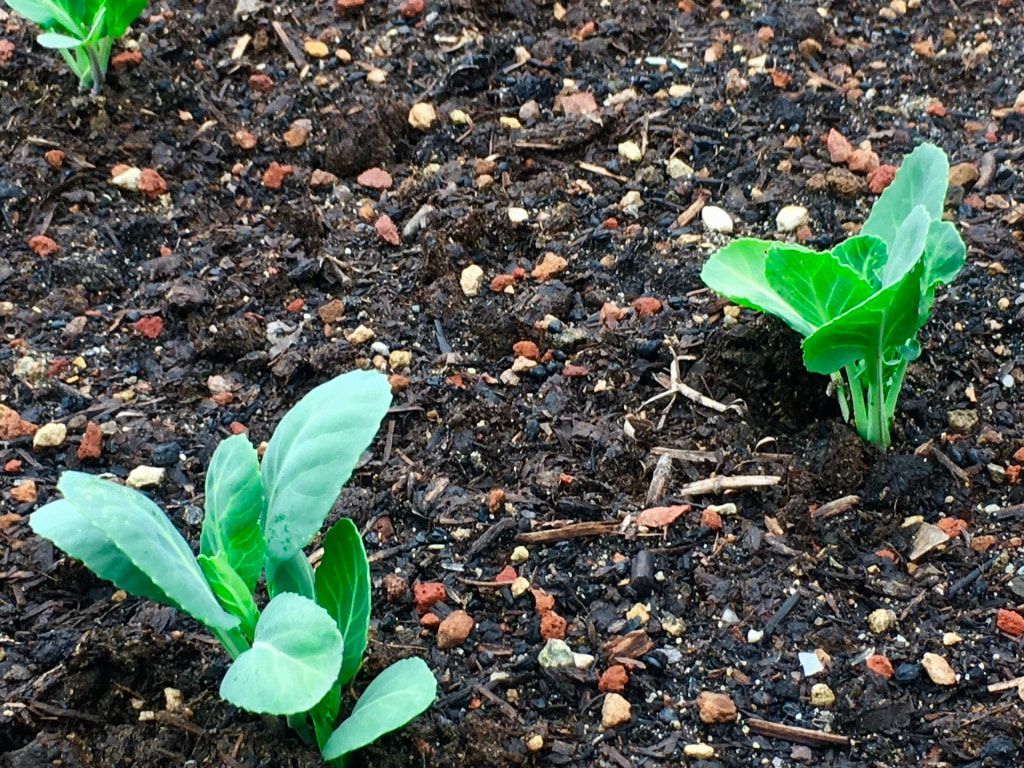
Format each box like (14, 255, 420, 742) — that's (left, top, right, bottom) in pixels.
(810, 495, 861, 521)
(678, 475, 781, 496)
(747, 718, 851, 747)
(515, 520, 619, 544)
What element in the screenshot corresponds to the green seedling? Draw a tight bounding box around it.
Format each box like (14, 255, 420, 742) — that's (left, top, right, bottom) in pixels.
(701, 143, 965, 448)
(30, 370, 436, 764)
(4, 0, 148, 94)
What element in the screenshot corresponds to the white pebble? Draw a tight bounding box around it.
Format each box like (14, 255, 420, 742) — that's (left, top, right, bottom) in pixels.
(702, 205, 734, 234)
(776, 204, 809, 232)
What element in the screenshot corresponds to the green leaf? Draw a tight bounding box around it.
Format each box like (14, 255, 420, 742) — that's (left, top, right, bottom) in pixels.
(764, 247, 875, 330)
(36, 30, 85, 48)
(315, 518, 370, 688)
(31, 499, 168, 603)
(103, 0, 147, 38)
(862, 143, 949, 248)
(831, 235, 888, 287)
(311, 682, 343, 751)
(699, 238, 818, 337)
(201, 435, 266, 592)
(802, 263, 926, 376)
(321, 658, 437, 761)
(198, 552, 260, 641)
(6, 0, 85, 35)
(220, 593, 343, 716)
(878, 205, 931, 287)
(31, 472, 238, 631)
(922, 220, 966, 290)
(261, 370, 392, 563)
(266, 550, 316, 600)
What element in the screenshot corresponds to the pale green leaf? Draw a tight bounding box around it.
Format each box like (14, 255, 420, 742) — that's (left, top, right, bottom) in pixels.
(198, 552, 259, 641)
(37, 30, 85, 48)
(802, 263, 925, 376)
(261, 370, 392, 563)
(831, 235, 888, 287)
(315, 518, 370, 688)
(765, 247, 874, 330)
(201, 435, 265, 591)
(31, 499, 167, 603)
(922, 220, 966, 290)
(322, 657, 437, 760)
(862, 143, 949, 248)
(220, 593, 343, 715)
(699, 238, 818, 336)
(32, 472, 238, 631)
(879, 205, 930, 287)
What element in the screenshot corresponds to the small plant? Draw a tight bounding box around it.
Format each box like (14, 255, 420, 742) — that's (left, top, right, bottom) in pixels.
(30, 370, 436, 764)
(701, 143, 965, 448)
(4, 0, 148, 94)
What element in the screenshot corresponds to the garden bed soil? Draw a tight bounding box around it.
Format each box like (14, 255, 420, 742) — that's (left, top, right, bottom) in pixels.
(2, 1, 1023, 766)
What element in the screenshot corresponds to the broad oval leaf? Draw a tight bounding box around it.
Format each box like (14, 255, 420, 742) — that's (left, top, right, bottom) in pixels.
(862, 143, 948, 248)
(265, 550, 316, 600)
(700, 238, 817, 336)
(104, 0, 148, 38)
(802, 263, 925, 376)
(879, 205, 930, 287)
(315, 518, 370, 687)
(36, 31, 86, 49)
(261, 370, 392, 563)
(322, 657, 437, 760)
(201, 435, 266, 591)
(922, 220, 966, 290)
(33, 472, 238, 631)
(764, 247, 874, 331)
(6, 0, 85, 35)
(199, 552, 260, 641)
(31, 499, 168, 603)
(831, 235, 888, 287)
(220, 593, 343, 715)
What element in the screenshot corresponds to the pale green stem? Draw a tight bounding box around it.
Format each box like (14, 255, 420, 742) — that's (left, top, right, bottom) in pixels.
(211, 626, 250, 660)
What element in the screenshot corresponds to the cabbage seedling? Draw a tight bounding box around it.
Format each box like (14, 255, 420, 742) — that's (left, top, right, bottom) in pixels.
(701, 143, 965, 448)
(30, 370, 436, 763)
(4, 0, 149, 94)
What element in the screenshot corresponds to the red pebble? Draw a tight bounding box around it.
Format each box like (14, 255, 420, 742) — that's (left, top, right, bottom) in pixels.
(996, 609, 1024, 637)
(414, 581, 446, 614)
(868, 164, 897, 194)
(77, 421, 103, 461)
(598, 665, 629, 693)
(400, 0, 425, 20)
(134, 316, 164, 339)
(495, 566, 517, 584)
(420, 612, 441, 630)
(28, 235, 59, 257)
(700, 507, 724, 531)
(540, 611, 567, 640)
(248, 73, 274, 93)
(490, 274, 515, 292)
(632, 297, 662, 316)
(512, 340, 540, 360)
(866, 654, 894, 679)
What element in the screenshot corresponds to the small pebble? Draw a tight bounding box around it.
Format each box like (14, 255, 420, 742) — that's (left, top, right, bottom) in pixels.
(701, 205, 734, 233)
(510, 545, 529, 564)
(810, 683, 835, 708)
(618, 140, 643, 162)
(601, 693, 631, 728)
(460, 265, 485, 297)
(32, 422, 67, 449)
(776, 204, 809, 232)
(126, 465, 166, 489)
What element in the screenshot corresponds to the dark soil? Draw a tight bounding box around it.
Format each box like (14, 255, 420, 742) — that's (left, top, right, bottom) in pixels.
(2, 1, 1024, 766)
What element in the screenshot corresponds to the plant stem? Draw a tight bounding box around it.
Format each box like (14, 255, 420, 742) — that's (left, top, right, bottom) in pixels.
(211, 626, 250, 660)
(287, 713, 314, 744)
(85, 45, 104, 95)
(830, 373, 851, 422)
(845, 366, 868, 439)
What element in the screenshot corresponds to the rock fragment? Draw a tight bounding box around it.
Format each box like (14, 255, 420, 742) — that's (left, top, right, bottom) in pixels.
(437, 610, 474, 649)
(601, 693, 631, 728)
(696, 691, 737, 723)
(33, 422, 67, 449)
(126, 465, 166, 489)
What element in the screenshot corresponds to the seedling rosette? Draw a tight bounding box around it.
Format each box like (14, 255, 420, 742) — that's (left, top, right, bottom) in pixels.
(701, 143, 965, 448)
(29, 370, 436, 764)
(4, 0, 149, 93)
